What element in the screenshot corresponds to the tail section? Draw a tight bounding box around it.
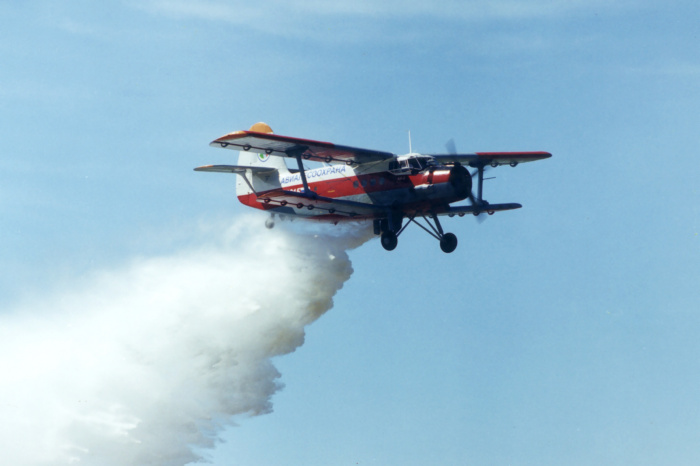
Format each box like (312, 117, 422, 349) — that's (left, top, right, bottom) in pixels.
(234, 123, 290, 197)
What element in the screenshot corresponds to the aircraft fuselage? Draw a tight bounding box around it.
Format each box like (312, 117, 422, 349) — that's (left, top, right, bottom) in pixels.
(237, 157, 471, 221)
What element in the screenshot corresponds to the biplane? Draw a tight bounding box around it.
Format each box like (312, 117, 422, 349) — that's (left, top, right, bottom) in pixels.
(195, 123, 551, 253)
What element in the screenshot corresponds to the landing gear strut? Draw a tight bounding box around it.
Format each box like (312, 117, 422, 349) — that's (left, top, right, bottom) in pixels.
(404, 213, 458, 253)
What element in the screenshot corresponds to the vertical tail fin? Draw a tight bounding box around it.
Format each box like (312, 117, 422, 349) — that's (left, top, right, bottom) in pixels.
(235, 123, 290, 173)
(235, 123, 289, 196)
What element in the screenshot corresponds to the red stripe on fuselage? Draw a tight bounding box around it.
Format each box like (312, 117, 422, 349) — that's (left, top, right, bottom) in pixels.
(280, 170, 453, 198)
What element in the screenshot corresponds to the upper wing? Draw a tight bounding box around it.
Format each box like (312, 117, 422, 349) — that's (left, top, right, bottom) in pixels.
(429, 151, 552, 167)
(210, 130, 395, 165)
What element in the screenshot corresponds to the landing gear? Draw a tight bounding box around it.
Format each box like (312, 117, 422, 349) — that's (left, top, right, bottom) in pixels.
(265, 215, 275, 229)
(439, 233, 458, 253)
(380, 231, 398, 251)
(428, 214, 457, 254)
(374, 212, 459, 253)
(375, 214, 403, 251)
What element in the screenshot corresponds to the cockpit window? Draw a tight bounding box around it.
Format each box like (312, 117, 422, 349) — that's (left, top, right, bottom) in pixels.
(389, 156, 435, 174)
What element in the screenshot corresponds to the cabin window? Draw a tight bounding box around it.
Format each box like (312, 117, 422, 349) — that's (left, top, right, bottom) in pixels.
(379, 177, 385, 185)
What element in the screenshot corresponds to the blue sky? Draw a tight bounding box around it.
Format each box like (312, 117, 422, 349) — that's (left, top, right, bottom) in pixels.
(1, 1, 699, 464)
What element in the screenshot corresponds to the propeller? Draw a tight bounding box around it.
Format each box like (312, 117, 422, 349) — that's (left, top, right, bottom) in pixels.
(445, 138, 489, 222)
(449, 161, 472, 199)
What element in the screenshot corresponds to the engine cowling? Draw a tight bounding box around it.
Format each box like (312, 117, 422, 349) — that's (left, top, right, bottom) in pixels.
(411, 165, 471, 202)
(449, 163, 472, 199)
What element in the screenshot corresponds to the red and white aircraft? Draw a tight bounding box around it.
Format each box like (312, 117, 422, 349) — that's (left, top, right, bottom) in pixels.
(195, 123, 551, 253)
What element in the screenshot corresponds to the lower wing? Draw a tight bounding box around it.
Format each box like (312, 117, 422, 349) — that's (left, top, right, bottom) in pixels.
(257, 189, 387, 218)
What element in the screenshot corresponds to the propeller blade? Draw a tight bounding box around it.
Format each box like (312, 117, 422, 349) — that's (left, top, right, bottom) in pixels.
(445, 138, 457, 155)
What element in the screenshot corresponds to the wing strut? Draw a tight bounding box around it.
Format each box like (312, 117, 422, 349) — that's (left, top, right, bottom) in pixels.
(476, 164, 485, 203)
(286, 146, 313, 196)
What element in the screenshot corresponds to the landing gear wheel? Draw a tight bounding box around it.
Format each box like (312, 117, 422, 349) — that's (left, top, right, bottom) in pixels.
(380, 231, 398, 251)
(439, 233, 458, 253)
(265, 217, 275, 229)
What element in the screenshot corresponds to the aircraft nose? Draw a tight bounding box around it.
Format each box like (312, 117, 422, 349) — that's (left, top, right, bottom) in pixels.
(449, 163, 472, 198)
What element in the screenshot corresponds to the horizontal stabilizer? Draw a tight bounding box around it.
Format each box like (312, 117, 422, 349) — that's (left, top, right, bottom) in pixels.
(194, 164, 278, 175)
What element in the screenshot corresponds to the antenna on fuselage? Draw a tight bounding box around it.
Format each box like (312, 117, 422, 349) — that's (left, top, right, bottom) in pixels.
(408, 130, 412, 154)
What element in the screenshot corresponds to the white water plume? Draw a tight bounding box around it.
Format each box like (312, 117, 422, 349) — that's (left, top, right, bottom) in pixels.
(0, 215, 373, 465)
